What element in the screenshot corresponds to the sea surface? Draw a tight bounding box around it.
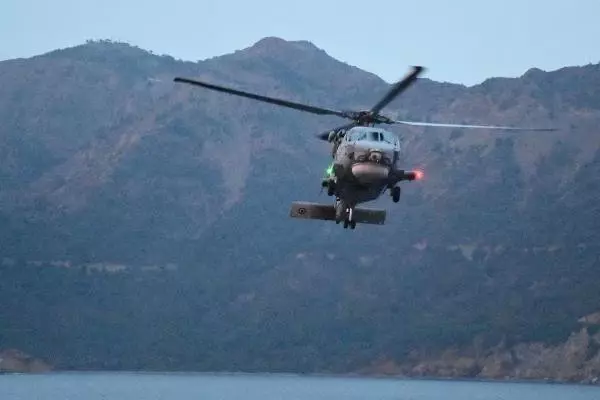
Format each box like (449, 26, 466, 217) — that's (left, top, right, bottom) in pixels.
(1, 372, 599, 400)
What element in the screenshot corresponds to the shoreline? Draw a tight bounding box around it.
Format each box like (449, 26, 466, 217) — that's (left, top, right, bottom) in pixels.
(5, 369, 598, 387)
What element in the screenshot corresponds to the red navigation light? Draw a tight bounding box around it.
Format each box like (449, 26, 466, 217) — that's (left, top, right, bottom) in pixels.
(414, 169, 424, 180)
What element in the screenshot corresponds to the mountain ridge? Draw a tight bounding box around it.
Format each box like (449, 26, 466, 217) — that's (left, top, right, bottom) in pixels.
(12, 36, 593, 87)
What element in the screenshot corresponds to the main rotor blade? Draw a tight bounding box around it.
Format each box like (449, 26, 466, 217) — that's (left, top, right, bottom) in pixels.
(392, 119, 557, 131)
(174, 77, 349, 118)
(370, 66, 425, 114)
(316, 122, 358, 141)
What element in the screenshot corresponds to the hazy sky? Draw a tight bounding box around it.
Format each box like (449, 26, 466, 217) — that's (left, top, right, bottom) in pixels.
(2, 0, 599, 86)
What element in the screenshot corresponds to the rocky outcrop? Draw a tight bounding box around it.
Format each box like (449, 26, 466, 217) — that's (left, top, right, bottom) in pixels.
(362, 327, 600, 384)
(579, 312, 600, 326)
(0, 349, 52, 373)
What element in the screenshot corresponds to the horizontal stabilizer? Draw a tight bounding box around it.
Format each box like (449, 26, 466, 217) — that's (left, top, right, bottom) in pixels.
(290, 202, 386, 225)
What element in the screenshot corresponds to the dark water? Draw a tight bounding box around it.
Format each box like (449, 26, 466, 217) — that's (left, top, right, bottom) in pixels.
(1, 372, 598, 400)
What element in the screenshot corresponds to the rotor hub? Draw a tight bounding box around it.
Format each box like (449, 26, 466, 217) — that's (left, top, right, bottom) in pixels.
(343, 111, 394, 126)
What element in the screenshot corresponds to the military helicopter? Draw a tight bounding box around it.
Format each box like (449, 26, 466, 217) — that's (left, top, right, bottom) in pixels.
(174, 66, 555, 229)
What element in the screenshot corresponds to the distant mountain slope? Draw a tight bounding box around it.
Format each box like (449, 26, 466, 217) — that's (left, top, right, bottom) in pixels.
(1, 37, 600, 382)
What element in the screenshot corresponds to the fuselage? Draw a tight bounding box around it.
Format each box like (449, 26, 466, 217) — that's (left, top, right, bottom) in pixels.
(330, 126, 401, 206)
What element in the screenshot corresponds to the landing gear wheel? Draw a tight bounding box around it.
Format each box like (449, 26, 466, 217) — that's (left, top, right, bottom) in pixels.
(343, 220, 349, 229)
(350, 220, 356, 229)
(391, 186, 401, 203)
(327, 181, 336, 196)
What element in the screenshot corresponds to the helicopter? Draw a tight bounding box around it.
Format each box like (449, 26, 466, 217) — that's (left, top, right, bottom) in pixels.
(173, 66, 555, 229)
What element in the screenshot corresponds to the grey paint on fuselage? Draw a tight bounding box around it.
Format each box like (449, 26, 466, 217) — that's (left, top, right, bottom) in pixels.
(330, 126, 402, 206)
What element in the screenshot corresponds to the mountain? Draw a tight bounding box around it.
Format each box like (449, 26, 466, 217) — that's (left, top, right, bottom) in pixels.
(1, 37, 600, 382)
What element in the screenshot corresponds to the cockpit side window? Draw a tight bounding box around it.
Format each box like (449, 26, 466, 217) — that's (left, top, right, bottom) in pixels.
(380, 131, 395, 145)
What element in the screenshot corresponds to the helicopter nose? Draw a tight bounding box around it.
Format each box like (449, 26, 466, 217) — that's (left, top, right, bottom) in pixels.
(350, 143, 393, 183)
(351, 162, 389, 183)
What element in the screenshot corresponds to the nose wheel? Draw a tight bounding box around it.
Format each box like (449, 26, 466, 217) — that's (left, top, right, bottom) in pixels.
(343, 206, 356, 229)
(344, 219, 356, 229)
(335, 199, 356, 229)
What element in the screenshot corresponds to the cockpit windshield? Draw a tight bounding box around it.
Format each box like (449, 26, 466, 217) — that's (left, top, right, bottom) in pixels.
(346, 128, 397, 145)
(346, 129, 367, 141)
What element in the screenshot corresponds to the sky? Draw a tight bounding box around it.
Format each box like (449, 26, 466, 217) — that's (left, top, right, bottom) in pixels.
(2, 0, 599, 86)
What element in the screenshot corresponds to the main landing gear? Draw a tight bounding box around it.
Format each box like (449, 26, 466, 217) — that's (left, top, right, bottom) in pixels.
(321, 179, 336, 196)
(390, 186, 401, 203)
